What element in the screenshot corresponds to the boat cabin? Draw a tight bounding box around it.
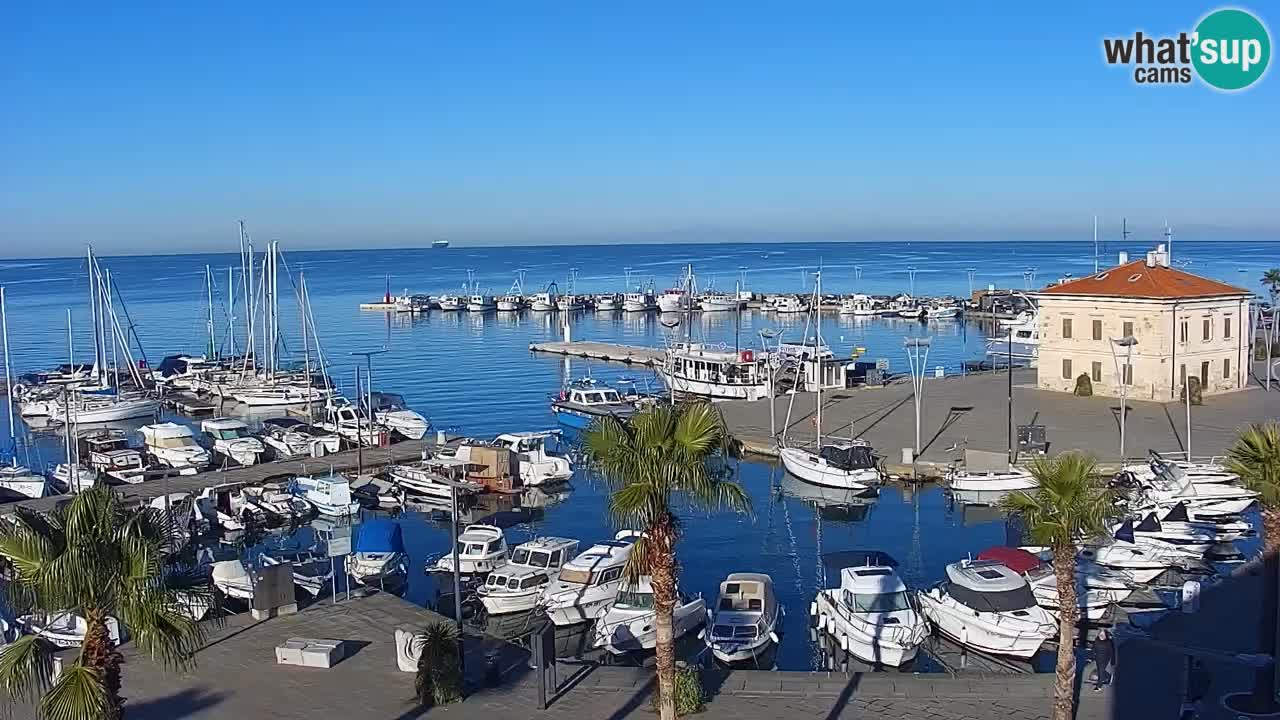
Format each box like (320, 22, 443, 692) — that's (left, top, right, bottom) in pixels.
(666, 344, 769, 391)
(819, 443, 877, 472)
(557, 534, 638, 587)
(200, 418, 254, 442)
(709, 572, 776, 643)
(509, 536, 579, 572)
(453, 525, 508, 565)
(940, 560, 1039, 613)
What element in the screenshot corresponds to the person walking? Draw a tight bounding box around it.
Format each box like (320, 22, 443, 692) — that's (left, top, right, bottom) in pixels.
(1092, 628, 1115, 691)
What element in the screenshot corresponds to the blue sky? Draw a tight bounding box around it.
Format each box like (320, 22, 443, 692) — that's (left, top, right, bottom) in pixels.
(2, 2, 1276, 255)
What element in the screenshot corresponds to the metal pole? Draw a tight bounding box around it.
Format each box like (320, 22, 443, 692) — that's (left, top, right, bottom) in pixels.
(1007, 330, 1014, 464)
(355, 365, 363, 476)
(1185, 379, 1192, 460)
(450, 483, 466, 679)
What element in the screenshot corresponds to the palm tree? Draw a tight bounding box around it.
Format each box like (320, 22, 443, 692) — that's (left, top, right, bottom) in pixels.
(0, 485, 211, 720)
(414, 621, 462, 708)
(584, 403, 750, 720)
(1262, 268, 1280, 307)
(1002, 452, 1115, 720)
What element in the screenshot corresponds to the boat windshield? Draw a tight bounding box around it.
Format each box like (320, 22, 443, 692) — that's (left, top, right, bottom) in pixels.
(712, 624, 759, 640)
(152, 437, 194, 449)
(511, 548, 530, 565)
(558, 567, 592, 585)
(512, 548, 550, 568)
(843, 590, 914, 613)
(615, 590, 654, 610)
(601, 391, 622, 402)
(458, 542, 488, 556)
(211, 428, 248, 440)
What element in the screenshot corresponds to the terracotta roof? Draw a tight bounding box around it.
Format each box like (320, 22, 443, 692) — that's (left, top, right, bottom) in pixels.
(1038, 259, 1249, 299)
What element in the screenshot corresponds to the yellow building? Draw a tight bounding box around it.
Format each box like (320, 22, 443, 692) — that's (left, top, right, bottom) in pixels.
(1034, 249, 1252, 400)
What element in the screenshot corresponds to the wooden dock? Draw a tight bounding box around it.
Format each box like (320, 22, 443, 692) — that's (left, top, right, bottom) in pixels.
(528, 341, 665, 366)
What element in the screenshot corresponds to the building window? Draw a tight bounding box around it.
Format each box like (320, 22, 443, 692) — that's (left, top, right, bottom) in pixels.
(1062, 318, 1072, 339)
(1091, 361, 1102, 382)
(1224, 316, 1232, 339)
(1092, 319, 1103, 341)
(1180, 320, 1188, 344)
(1224, 358, 1231, 379)
(1200, 361, 1209, 386)
(1122, 363, 1133, 386)
(1062, 358, 1072, 379)
(1122, 321, 1134, 339)
(1179, 364, 1187, 388)
(1202, 318, 1212, 341)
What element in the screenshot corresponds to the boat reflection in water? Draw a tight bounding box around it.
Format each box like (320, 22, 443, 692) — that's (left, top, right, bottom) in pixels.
(780, 474, 878, 522)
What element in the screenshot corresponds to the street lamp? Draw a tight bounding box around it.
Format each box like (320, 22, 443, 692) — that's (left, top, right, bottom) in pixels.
(903, 337, 932, 457)
(1109, 335, 1138, 462)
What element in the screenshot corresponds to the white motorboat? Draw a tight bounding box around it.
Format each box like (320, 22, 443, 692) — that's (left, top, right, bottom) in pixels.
(388, 456, 484, 501)
(592, 576, 705, 654)
(290, 472, 362, 517)
(317, 398, 389, 447)
(529, 285, 559, 311)
(19, 613, 124, 648)
(771, 296, 808, 313)
(947, 451, 1038, 492)
(231, 376, 333, 408)
(261, 549, 333, 598)
(0, 465, 47, 500)
(1079, 523, 1205, 578)
(838, 295, 878, 316)
(370, 392, 430, 440)
(79, 430, 148, 483)
(496, 294, 525, 311)
(49, 463, 97, 493)
(926, 304, 961, 319)
(917, 559, 1057, 659)
(492, 431, 573, 486)
(432, 524, 509, 576)
(196, 482, 264, 531)
(659, 343, 772, 401)
(985, 317, 1039, 360)
(242, 482, 312, 519)
(595, 293, 622, 311)
(259, 417, 341, 459)
(897, 305, 926, 319)
(811, 551, 928, 667)
(467, 294, 497, 312)
(977, 547, 1131, 622)
(1121, 453, 1237, 484)
(541, 531, 641, 626)
(556, 294, 585, 311)
(1019, 546, 1157, 586)
(623, 290, 657, 312)
(437, 295, 465, 311)
(140, 422, 210, 471)
(211, 560, 256, 600)
(477, 536, 580, 615)
(550, 378, 641, 430)
(699, 294, 740, 312)
(780, 442, 881, 492)
(1147, 501, 1254, 542)
(201, 417, 265, 466)
(1121, 509, 1248, 546)
(1137, 462, 1257, 512)
(657, 289, 692, 313)
(704, 573, 781, 664)
(346, 518, 408, 585)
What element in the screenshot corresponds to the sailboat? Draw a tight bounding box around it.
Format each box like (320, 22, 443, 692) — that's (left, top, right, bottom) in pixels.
(1, 287, 48, 500)
(780, 271, 881, 493)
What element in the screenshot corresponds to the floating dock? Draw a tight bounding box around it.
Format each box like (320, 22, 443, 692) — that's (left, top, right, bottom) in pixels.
(358, 302, 398, 311)
(528, 341, 664, 366)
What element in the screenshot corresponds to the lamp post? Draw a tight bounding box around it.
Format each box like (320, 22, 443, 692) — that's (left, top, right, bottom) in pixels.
(1109, 335, 1138, 462)
(903, 338, 932, 456)
(351, 348, 388, 474)
(759, 328, 780, 444)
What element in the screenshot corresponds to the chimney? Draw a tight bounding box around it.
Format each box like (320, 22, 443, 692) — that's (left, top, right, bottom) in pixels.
(1118, 251, 1129, 264)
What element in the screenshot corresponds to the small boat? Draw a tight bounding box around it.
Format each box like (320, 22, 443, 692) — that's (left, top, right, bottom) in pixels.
(58, 388, 162, 424)
(556, 294, 585, 311)
(19, 612, 125, 648)
(985, 316, 1039, 360)
(595, 293, 622, 311)
(771, 296, 808, 314)
(196, 482, 265, 531)
(699, 293, 740, 312)
(290, 472, 362, 517)
(0, 465, 47, 500)
(550, 378, 640, 430)
(497, 294, 525, 311)
(370, 392, 430, 440)
(977, 547, 1131, 622)
(231, 377, 333, 408)
(704, 573, 781, 664)
(491, 431, 573, 486)
(261, 549, 334, 598)
(242, 482, 313, 520)
(529, 283, 560, 311)
(316, 398, 390, 447)
(622, 290, 657, 312)
(811, 551, 928, 667)
(48, 463, 98, 494)
(352, 476, 406, 509)
(946, 451, 1038, 492)
(780, 441, 881, 492)
(540, 530, 640, 626)
(925, 304, 961, 319)
(388, 456, 484, 501)
(78, 429, 148, 483)
(592, 576, 705, 654)
(211, 559, 256, 600)
(201, 417, 265, 466)
(838, 295, 878, 316)
(657, 289, 692, 313)
(259, 417, 341, 459)
(431, 524, 509, 576)
(432, 239, 450, 249)
(916, 558, 1057, 659)
(437, 295, 464, 311)
(140, 422, 210, 472)
(477, 536, 580, 615)
(1136, 462, 1257, 511)
(347, 518, 409, 584)
(467, 294, 497, 312)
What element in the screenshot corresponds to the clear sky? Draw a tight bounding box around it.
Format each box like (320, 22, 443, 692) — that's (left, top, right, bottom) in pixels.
(2, 2, 1276, 256)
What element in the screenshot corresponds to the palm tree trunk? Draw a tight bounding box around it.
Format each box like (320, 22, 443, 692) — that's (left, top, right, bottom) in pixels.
(1251, 506, 1280, 711)
(82, 611, 123, 720)
(649, 517, 678, 720)
(1051, 544, 1079, 720)
(1262, 506, 1280, 556)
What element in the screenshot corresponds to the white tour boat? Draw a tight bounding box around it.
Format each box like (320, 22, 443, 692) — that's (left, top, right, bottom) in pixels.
(704, 573, 781, 664)
(811, 551, 928, 667)
(917, 559, 1057, 659)
(592, 576, 706, 654)
(540, 531, 641, 626)
(659, 343, 772, 401)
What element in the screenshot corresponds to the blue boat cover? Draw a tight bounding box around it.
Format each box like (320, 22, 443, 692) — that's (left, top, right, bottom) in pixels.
(355, 518, 404, 553)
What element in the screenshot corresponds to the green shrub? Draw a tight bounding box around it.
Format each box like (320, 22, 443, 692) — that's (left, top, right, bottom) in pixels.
(415, 622, 463, 707)
(673, 666, 706, 716)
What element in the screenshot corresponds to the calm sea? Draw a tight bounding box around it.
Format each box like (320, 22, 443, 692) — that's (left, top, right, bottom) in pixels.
(0, 240, 1270, 670)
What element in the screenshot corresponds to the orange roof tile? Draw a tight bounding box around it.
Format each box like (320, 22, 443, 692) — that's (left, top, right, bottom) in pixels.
(1038, 259, 1250, 300)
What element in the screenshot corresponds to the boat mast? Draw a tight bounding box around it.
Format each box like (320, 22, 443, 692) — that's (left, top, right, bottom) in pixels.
(227, 265, 236, 357)
(301, 271, 311, 398)
(107, 269, 119, 389)
(66, 308, 74, 370)
(1093, 215, 1099, 275)
(206, 264, 216, 359)
(1, 287, 15, 468)
(64, 309, 76, 479)
(814, 270, 822, 449)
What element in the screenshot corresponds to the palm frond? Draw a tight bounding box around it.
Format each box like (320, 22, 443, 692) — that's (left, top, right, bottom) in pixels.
(1226, 422, 1280, 508)
(1002, 452, 1116, 547)
(0, 635, 56, 708)
(40, 662, 107, 720)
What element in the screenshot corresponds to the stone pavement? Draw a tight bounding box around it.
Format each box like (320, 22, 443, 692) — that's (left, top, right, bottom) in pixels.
(719, 366, 1280, 472)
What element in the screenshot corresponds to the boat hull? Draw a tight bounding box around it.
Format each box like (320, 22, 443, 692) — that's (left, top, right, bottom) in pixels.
(780, 448, 876, 492)
(67, 397, 161, 423)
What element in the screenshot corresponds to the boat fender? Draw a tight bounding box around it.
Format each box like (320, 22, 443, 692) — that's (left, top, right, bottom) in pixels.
(768, 631, 779, 644)
(840, 634, 849, 652)
(826, 616, 835, 635)
(809, 600, 818, 617)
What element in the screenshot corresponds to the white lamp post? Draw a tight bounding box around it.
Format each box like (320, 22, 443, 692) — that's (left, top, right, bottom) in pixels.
(904, 337, 932, 455)
(1109, 335, 1138, 462)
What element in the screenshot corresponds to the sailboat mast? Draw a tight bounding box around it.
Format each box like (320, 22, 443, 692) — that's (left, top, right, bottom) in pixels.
(227, 265, 236, 357)
(64, 309, 75, 477)
(1093, 215, 1099, 275)
(206, 265, 216, 359)
(301, 271, 311, 393)
(2, 287, 16, 466)
(107, 268, 119, 389)
(815, 270, 822, 449)
(67, 308, 74, 369)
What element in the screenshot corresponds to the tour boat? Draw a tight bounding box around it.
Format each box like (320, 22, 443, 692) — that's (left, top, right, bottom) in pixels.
(19, 613, 125, 648)
(811, 551, 929, 667)
(550, 378, 640, 430)
(659, 343, 772, 401)
(347, 518, 409, 584)
(622, 290, 657, 312)
(540, 531, 641, 626)
(388, 456, 484, 501)
(139, 422, 210, 472)
(201, 418, 265, 466)
(592, 576, 706, 654)
(369, 392, 430, 440)
(437, 295, 464, 311)
(595, 293, 622, 311)
(290, 472, 362, 517)
(490, 431, 573, 486)
(704, 573, 781, 664)
(781, 442, 881, 492)
(477, 536, 580, 615)
(467, 294, 497, 312)
(259, 417, 341, 459)
(432, 524, 510, 576)
(917, 559, 1057, 659)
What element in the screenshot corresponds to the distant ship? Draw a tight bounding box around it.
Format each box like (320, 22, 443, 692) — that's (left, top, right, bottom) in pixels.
(432, 239, 450, 249)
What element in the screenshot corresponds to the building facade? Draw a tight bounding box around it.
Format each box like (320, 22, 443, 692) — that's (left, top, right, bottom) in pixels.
(1034, 250, 1252, 401)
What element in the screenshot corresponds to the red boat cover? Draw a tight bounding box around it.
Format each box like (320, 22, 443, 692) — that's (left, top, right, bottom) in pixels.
(976, 546, 1041, 574)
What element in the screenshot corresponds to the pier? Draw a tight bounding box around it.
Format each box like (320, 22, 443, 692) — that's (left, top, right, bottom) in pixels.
(528, 340, 665, 366)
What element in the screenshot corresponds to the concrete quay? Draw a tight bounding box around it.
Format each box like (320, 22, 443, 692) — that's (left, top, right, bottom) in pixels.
(529, 340, 665, 367)
(718, 366, 1280, 474)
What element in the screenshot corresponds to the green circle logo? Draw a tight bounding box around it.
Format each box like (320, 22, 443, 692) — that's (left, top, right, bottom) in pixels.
(1193, 8, 1271, 90)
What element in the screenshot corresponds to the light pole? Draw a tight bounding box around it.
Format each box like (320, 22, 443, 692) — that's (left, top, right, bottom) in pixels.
(351, 348, 388, 473)
(759, 328, 780, 444)
(904, 338, 932, 456)
(1110, 335, 1138, 462)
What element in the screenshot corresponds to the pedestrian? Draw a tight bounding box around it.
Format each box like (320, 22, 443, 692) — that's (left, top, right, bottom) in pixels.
(1091, 628, 1115, 691)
